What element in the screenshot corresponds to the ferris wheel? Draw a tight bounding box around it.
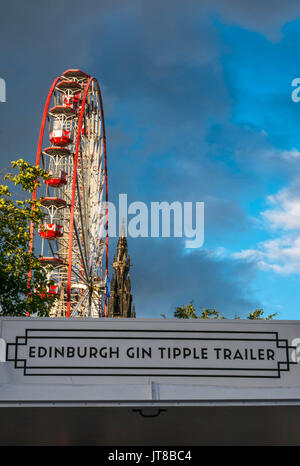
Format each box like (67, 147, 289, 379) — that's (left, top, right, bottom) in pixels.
(30, 69, 108, 318)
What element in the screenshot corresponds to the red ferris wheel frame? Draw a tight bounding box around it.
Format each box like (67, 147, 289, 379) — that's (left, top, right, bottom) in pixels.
(29, 71, 109, 317)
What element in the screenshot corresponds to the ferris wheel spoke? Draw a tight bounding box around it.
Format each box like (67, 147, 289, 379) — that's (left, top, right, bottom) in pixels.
(75, 174, 90, 264)
(73, 218, 90, 281)
(73, 288, 90, 314)
(90, 296, 101, 317)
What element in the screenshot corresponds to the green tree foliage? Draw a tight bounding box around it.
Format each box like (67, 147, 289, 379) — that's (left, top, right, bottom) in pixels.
(174, 301, 277, 320)
(247, 308, 277, 320)
(174, 302, 224, 319)
(0, 159, 56, 316)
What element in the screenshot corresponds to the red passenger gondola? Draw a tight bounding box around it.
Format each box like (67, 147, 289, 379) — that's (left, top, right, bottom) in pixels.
(38, 223, 64, 239)
(45, 170, 67, 188)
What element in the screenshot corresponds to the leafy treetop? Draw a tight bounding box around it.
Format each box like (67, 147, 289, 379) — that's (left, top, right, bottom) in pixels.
(0, 159, 56, 316)
(173, 301, 277, 320)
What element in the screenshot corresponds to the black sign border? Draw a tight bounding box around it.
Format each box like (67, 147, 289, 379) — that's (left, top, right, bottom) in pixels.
(6, 327, 297, 378)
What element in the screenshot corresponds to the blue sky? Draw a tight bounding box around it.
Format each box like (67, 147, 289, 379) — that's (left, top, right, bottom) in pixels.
(217, 20, 300, 318)
(1, 1, 300, 319)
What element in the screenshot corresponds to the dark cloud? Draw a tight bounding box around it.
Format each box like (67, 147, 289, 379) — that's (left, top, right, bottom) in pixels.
(0, 0, 228, 166)
(126, 237, 259, 318)
(214, 0, 300, 40)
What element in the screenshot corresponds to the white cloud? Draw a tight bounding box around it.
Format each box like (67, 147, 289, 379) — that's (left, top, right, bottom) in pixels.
(233, 234, 300, 275)
(233, 181, 300, 275)
(281, 148, 300, 160)
(262, 187, 300, 231)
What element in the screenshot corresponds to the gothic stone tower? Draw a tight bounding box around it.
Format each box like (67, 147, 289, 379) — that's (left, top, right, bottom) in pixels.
(108, 227, 135, 318)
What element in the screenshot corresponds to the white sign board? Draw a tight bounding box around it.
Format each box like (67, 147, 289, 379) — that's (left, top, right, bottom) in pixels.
(4, 326, 297, 378)
(1, 318, 300, 403)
